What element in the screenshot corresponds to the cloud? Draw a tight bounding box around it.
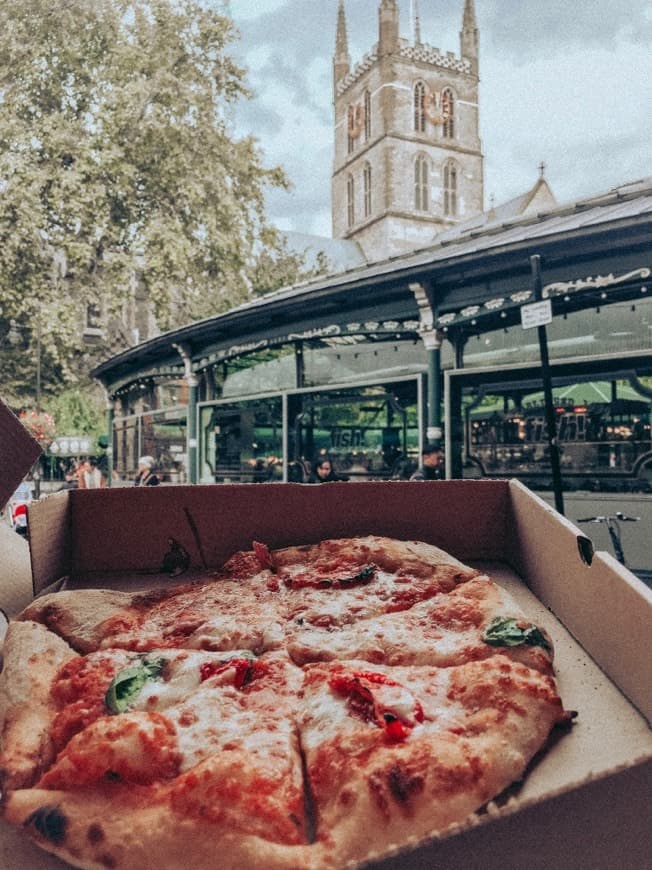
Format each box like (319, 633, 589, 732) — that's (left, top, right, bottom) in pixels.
(481, 0, 652, 56)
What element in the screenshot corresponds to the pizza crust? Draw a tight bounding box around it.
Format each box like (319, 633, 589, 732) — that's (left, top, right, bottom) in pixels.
(2, 788, 321, 870)
(20, 590, 135, 654)
(0, 622, 76, 790)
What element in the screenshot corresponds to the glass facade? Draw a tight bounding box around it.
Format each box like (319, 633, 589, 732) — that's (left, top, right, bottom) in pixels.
(108, 302, 650, 491)
(462, 299, 652, 369)
(466, 400, 651, 490)
(112, 406, 188, 483)
(198, 376, 423, 484)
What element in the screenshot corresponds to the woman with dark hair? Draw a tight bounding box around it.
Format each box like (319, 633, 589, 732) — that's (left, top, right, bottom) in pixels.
(308, 456, 347, 484)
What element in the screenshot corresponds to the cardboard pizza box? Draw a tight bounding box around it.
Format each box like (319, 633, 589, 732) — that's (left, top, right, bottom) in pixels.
(4, 473, 652, 869)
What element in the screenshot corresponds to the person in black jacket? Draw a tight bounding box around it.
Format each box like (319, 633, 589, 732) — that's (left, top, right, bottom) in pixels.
(135, 456, 160, 486)
(409, 444, 444, 480)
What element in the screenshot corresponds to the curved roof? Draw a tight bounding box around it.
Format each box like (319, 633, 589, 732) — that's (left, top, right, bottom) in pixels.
(92, 177, 652, 392)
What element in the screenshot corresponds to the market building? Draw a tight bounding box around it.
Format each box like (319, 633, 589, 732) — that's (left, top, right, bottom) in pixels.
(90, 2, 651, 499)
(92, 177, 652, 493)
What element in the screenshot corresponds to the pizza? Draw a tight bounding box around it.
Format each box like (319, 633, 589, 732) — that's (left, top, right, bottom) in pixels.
(0, 535, 571, 869)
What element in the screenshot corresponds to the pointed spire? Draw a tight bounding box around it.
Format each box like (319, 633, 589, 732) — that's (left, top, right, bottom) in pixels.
(463, 0, 478, 30)
(460, 0, 479, 73)
(335, 0, 349, 58)
(333, 1, 350, 90)
(378, 0, 400, 56)
(413, 0, 422, 46)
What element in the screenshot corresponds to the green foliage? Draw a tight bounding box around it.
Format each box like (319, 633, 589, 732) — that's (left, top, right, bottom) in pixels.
(0, 0, 311, 397)
(47, 387, 106, 440)
(250, 232, 330, 296)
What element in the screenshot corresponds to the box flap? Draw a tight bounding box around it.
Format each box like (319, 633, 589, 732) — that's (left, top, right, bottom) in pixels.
(27, 490, 72, 596)
(506, 479, 652, 723)
(0, 398, 42, 512)
(368, 757, 652, 870)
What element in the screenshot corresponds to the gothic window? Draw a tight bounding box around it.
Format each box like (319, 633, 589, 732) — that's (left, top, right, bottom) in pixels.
(413, 81, 426, 133)
(364, 89, 371, 140)
(443, 159, 458, 216)
(442, 88, 455, 139)
(347, 174, 355, 227)
(414, 154, 429, 211)
(363, 162, 372, 217)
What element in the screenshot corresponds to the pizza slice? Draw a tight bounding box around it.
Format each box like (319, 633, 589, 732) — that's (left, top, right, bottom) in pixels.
(1, 643, 316, 868)
(233, 536, 478, 630)
(287, 574, 554, 673)
(272, 535, 472, 576)
(20, 578, 286, 656)
(298, 656, 569, 867)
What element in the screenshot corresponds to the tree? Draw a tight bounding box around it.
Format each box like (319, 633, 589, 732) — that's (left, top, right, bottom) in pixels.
(0, 0, 312, 410)
(250, 231, 331, 296)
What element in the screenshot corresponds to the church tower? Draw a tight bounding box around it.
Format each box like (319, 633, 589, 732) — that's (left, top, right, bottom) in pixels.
(332, 0, 483, 261)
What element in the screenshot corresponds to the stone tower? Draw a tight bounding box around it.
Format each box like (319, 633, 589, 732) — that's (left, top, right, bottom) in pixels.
(332, 0, 483, 261)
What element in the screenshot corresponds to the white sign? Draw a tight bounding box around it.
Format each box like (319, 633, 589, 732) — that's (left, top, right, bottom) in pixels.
(520, 299, 553, 329)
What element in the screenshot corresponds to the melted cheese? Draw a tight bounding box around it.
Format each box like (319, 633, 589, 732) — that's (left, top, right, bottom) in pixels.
(184, 616, 283, 652)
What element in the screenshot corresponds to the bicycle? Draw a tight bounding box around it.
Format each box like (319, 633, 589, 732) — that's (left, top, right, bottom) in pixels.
(577, 512, 640, 567)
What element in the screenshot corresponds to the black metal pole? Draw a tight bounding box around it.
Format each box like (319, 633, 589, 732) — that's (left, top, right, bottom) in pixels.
(530, 254, 564, 514)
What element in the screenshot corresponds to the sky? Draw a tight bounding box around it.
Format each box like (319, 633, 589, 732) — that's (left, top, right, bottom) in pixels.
(228, 0, 652, 238)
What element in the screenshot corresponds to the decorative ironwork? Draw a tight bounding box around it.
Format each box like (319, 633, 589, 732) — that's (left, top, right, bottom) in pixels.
(543, 267, 651, 299)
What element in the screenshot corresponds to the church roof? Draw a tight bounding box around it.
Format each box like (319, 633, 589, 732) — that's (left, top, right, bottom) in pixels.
(434, 176, 558, 246)
(92, 176, 651, 388)
(282, 230, 367, 274)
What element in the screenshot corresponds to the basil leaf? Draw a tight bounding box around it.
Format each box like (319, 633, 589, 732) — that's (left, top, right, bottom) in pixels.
(482, 617, 552, 652)
(105, 657, 166, 714)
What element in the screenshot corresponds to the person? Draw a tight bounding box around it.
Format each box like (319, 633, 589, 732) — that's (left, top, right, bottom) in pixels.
(78, 457, 106, 489)
(8, 479, 32, 537)
(409, 443, 445, 480)
(58, 468, 79, 491)
(308, 456, 347, 483)
(135, 456, 160, 486)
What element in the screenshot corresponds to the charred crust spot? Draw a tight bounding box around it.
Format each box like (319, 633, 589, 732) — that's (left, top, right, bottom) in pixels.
(25, 805, 68, 844)
(388, 764, 425, 804)
(100, 854, 118, 868)
(87, 823, 105, 844)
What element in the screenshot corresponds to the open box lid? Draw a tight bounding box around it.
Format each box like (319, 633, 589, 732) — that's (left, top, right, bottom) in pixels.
(0, 397, 42, 512)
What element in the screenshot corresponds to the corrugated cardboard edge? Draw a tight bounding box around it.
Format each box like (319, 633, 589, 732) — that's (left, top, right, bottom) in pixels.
(0, 398, 41, 511)
(506, 480, 652, 723)
(27, 491, 72, 595)
(359, 755, 652, 870)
